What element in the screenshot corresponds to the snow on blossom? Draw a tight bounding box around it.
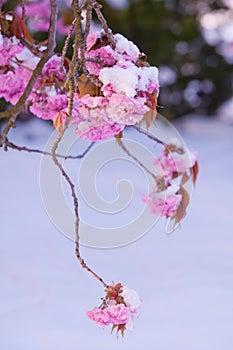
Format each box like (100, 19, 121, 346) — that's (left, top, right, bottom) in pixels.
(86, 283, 141, 335)
(114, 33, 140, 62)
(153, 139, 197, 178)
(99, 66, 139, 97)
(142, 183, 182, 218)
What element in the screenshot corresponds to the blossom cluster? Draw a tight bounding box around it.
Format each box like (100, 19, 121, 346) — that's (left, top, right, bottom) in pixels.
(86, 283, 141, 336)
(60, 31, 160, 141)
(0, 12, 159, 141)
(142, 138, 198, 221)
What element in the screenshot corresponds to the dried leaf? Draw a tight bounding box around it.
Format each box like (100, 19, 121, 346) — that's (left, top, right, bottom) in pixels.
(10, 12, 34, 43)
(180, 171, 191, 186)
(88, 35, 110, 52)
(172, 187, 190, 224)
(192, 161, 199, 186)
(136, 53, 150, 67)
(114, 131, 123, 145)
(53, 112, 67, 135)
(77, 74, 98, 97)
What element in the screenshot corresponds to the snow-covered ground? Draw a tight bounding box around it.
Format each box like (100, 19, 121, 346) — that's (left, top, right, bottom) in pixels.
(1, 114, 233, 350)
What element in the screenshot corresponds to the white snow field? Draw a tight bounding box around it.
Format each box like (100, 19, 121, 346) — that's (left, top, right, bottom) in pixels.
(1, 114, 233, 350)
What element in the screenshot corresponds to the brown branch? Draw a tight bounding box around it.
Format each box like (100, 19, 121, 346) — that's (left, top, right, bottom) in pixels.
(92, 1, 115, 46)
(20, 0, 26, 21)
(51, 131, 108, 288)
(0, 0, 58, 146)
(60, 18, 76, 70)
(132, 125, 166, 146)
(4, 139, 94, 160)
(117, 138, 158, 181)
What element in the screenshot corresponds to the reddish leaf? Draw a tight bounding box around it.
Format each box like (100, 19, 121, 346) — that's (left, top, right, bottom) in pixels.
(114, 131, 123, 145)
(77, 74, 99, 97)
(192, 161, 199, 186)
(172, 187, 190, 224)
(53, 111, 68, 135)
(88, 34, 110, 52)
(180, 171, 191, 186)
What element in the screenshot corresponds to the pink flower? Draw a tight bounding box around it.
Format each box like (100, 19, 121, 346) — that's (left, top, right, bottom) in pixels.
(142, 186, 182, 218)
(106, 94, 148, 125)
(107, 304, 129, 324)
(30, 94, 68, 120)
(75, 120, 124, 141)
(86, 307, 111, 326)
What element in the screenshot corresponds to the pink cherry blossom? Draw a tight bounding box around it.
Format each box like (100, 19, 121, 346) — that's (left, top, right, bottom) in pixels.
(75, 120, 124, 142)
(142, 187, 182, 217)
(107, 303, 129, 324)
(86, 307, 111, 326)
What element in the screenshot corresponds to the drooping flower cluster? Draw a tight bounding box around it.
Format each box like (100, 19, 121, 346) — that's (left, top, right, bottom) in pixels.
(142, 138, 198, 222)
(60, 31, 160, 141)
(86, 283, 141, 336)
(0, 12, 159, 141)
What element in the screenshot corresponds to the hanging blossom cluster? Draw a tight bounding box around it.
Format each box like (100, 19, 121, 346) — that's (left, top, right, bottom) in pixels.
(57, 31, 159, 141)
(0, 4, 198, 337)
(86, 283, 141, 336)
(0, 12, 159, 142)
(142, 138, 198, 221)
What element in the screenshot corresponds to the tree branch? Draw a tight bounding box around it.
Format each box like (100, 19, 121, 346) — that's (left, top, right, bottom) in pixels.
(51, 131, 108, 288)
(4, 139, 94, 160)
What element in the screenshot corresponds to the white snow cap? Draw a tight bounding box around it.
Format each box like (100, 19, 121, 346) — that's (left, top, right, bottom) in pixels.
(115, 33, 140, 61)
(16, 47, 40, 70)
(99, 66, 138, 97)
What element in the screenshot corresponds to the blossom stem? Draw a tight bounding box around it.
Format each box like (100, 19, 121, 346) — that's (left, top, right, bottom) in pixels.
(51, 129, 108, 288)
(3, 139, 94, 159)
(117, 139, 158, 181)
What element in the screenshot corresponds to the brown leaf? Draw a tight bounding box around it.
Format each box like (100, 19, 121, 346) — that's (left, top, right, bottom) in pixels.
(77, 74, 99, 97)
(88, 35, 110, 52)
(114, 131, 123, 145)
(172, 187, 190, 224)
(192, 161, 199, 186)
(9, 12, 34, 43)
(180, 172, 191, 186)
(53, 112, 68, 135)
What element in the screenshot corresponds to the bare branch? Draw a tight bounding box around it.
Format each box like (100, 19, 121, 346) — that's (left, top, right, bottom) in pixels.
(20, 0, 26, 21)
(51, 131, 108, 288)
(117, 138, 158, 181)
(132, 125, 166, 146)
(4, 139, 94, 160)
(92, 1, 115, 46)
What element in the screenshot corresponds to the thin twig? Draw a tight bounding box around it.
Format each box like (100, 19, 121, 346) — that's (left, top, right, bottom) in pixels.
(92, 1, 115, 46)
(60, 19, 76, 70)
(117, 138, 158, 181)
(4, 139, 94, 160)
(132, 125, 166, 146)
(20, 0, 26, 21)
(51, 131, 108, 288)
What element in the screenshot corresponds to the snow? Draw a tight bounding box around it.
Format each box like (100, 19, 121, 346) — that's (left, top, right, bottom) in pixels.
(1, 114, 233, 349)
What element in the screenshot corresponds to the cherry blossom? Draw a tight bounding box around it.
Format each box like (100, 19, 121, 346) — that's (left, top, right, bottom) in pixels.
(86, 283, 141, 335)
